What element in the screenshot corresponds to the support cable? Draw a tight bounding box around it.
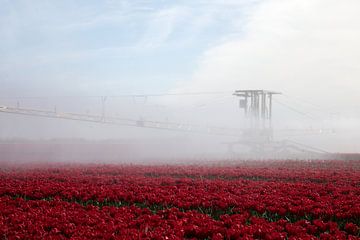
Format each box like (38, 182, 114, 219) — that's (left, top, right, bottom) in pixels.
(273, 99, 319, 121)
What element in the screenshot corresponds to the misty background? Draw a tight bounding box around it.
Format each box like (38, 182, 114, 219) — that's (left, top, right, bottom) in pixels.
(1, 0, 360, 159)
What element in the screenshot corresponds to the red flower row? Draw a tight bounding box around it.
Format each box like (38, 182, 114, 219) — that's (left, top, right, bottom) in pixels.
(1, 196, 358, 239)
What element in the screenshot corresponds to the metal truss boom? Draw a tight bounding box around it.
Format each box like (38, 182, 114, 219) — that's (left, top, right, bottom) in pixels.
(0, 105, 244, 137)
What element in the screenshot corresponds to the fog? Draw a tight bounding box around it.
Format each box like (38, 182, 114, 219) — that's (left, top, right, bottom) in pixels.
(1, 0, 360, 162)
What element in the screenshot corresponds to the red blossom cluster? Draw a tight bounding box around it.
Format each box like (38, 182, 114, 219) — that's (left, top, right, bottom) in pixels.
(0, 160, 359, 239)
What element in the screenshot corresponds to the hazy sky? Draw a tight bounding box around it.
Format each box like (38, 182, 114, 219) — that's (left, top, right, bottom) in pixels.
(0, 0, 256, 96)
(1, 0, 360, 152)
(1, 0, 359, 104)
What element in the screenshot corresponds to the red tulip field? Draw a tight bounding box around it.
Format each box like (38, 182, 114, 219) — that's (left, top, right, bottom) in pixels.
(1, 160, 359, 239)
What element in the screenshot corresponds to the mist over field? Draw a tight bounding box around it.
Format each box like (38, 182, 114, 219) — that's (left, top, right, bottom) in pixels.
(1, 0, 360, 162)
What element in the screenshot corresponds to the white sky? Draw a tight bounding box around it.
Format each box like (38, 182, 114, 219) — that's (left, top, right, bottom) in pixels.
(173, 0, 360, 114)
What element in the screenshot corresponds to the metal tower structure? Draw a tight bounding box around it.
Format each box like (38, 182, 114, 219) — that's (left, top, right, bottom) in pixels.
(233, 90, 280, 128)
(228, 90, 329, 157)
(233, 90, 280, 143)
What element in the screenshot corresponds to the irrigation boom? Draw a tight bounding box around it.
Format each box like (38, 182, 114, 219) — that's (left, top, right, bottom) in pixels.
(0, 89, 334, 155)
(0, 105, 244, 137)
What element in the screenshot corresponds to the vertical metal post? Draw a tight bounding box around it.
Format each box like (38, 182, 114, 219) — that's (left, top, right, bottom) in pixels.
(244, 93, 248, 115)
(252, 92, 255, 128)
(262, 91, 266, 128)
